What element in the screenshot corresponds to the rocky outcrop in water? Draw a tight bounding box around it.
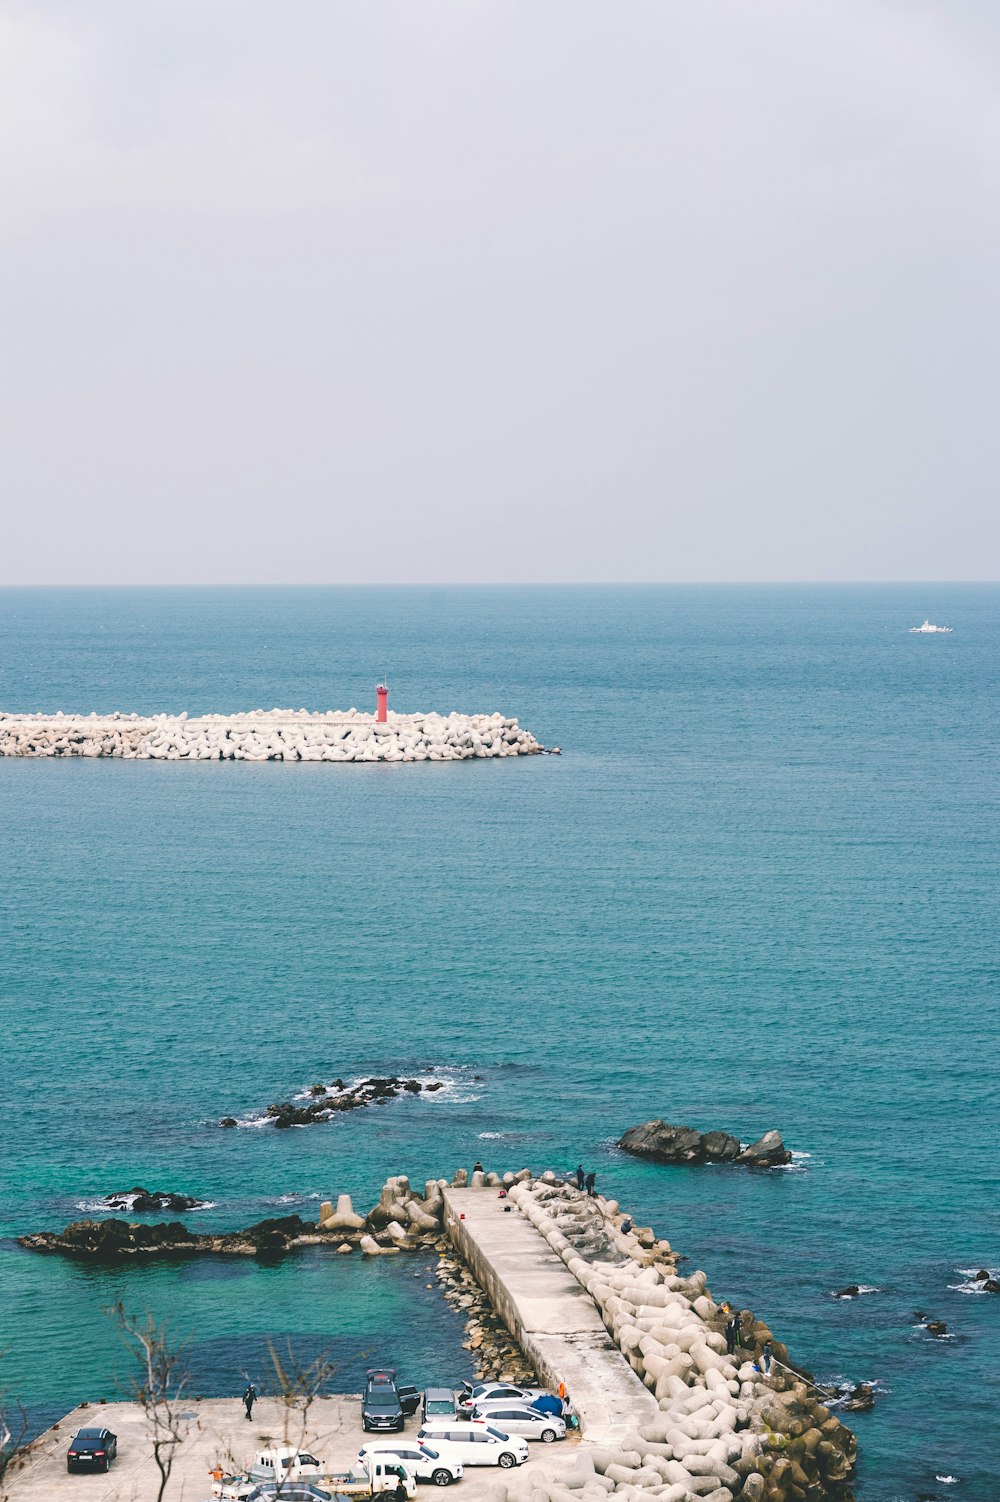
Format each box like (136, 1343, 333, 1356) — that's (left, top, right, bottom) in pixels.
(0, 709, 544, 763)
(94, 1186, 209, 1213)
(17, 1215, 319, 1260)
(619, 1119, 792, 1167)
(227, 1076, 444, 1129)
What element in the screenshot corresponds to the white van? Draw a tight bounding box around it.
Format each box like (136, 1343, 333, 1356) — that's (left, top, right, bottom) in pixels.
(416, 1423, 527, 1469)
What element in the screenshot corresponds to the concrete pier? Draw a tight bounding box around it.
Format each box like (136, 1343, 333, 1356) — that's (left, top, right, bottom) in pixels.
(443, 1187, 659, 1445)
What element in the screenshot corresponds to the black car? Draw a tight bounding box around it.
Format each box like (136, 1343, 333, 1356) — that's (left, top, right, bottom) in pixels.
(362, 1368, 420, 1432)
(67, 1427, 118, 1472)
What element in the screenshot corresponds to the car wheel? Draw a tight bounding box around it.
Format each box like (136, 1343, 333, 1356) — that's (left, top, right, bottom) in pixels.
(541, 1430, 556, 1443)
(498, 1453, 516, 1470)
(431, 1471, 452, 1487)
(104, 1461, 111, 1473)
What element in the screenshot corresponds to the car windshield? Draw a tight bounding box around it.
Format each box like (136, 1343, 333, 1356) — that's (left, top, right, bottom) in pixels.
(418, 1447, 439, 1459)
(485, 1428, 509, 1442)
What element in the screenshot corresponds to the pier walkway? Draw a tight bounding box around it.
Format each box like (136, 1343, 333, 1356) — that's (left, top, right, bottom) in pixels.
(442, 1187, 658, 1445)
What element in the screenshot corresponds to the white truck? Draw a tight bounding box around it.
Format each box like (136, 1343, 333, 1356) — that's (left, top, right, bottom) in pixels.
(212, 1451, 418, 1502)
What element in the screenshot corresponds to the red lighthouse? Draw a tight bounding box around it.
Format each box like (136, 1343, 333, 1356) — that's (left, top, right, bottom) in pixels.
(376, 682, 389, 723)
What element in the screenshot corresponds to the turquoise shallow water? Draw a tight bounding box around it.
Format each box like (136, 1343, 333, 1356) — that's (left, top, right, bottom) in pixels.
(1, 585, 997, 1501)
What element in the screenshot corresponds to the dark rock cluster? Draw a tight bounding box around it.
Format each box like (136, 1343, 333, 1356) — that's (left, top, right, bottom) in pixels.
(97, 1186, 209, 1213)
(17, 1215, 318, 1261)
(619, 1119, 792, 1167)
(221, 1076, 444, 1128)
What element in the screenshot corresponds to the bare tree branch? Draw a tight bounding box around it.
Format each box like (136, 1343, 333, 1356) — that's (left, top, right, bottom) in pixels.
(111, 1304, 192, 1502)
(0, 1390, 31, 1502)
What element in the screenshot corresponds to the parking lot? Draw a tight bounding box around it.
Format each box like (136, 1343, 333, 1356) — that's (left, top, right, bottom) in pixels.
(8, 1397, 582, 1502)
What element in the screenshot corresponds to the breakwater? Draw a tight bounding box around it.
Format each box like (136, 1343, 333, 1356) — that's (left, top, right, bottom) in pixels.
(449, 1174, 857, 1502)
(0, 709, 544, 762)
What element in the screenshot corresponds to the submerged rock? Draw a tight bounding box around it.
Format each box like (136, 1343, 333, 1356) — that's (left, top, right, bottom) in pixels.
(619, 1119, 792, 1167)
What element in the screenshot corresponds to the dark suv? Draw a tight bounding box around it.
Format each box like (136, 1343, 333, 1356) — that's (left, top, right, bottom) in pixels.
(362, 1368, 420, 1432)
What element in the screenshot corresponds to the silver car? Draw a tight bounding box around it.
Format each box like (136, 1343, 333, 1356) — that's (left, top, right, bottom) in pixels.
(457, 1383, 545, 1415)
(470, 1405, 566, 1443)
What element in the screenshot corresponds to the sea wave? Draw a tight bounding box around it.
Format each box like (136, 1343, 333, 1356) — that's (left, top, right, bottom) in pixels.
(948, 1270, 997, 1294)
(912, 1321, 957, 1339)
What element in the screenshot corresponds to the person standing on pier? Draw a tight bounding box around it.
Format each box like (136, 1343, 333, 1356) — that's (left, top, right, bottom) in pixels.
(575, 1165, 585, 1191)
(725, 1314, 739, 1355)
(585, 1171, 596, 1197)
(759, 1341, 773, 1376)
(243, 1382, 257, 1420)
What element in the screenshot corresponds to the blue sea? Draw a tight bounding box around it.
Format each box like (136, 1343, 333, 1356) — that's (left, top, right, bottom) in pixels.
(1, 585, 997, 1501)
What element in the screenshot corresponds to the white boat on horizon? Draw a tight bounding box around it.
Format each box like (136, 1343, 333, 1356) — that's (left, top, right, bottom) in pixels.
(909, 619, 953, 633)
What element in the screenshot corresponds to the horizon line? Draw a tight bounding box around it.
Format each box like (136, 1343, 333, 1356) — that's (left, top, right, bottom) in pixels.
(0, 579, 997, 590)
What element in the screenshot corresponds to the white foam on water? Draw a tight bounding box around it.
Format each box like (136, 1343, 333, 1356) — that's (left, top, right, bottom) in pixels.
(949, 1267, 996, 1293)
(478, 1131, 506, 1139)
(936, 1476, 959, 1485)
(419, 1076, 483, 1104)
(913, 1322, 957, 1340)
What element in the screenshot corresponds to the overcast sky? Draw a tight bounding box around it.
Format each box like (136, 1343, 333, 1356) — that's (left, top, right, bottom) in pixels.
(2, 1, 999, 584)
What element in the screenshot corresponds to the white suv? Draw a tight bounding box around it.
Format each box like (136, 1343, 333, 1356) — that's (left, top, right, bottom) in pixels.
(357, 1441, 463, 1487)
(416, 1423, 528, 1469)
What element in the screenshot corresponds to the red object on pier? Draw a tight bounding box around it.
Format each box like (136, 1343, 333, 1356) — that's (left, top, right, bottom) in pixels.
(376, 683, 389, 722)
